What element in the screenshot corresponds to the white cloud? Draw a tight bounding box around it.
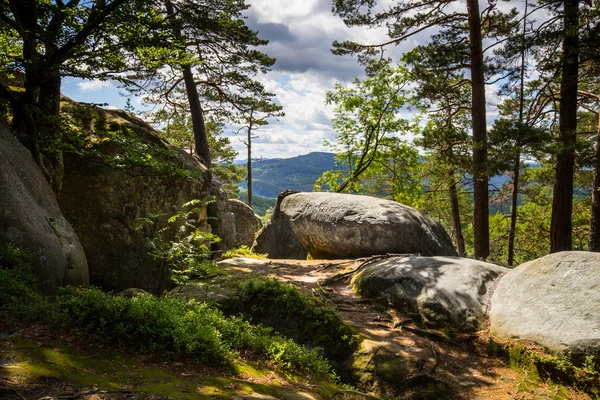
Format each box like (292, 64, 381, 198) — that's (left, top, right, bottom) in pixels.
(77, 80, 114, 92)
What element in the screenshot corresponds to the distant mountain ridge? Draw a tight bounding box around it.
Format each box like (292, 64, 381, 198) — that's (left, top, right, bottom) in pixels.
(237, 152, 342, 198)
(237, 151, 540, 199)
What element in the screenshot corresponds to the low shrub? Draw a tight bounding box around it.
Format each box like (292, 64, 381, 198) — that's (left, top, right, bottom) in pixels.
(57, 287, 330, 377)
(0, 243, 52, 321)
(0, 246, 330, 378)
(222, 245, 267, 259)
(222, 278, 361, 362)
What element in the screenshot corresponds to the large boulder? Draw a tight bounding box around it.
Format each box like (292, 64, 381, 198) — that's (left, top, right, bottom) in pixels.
(281, 192, 457, 259)
(208, 181, 236, 253)
(352, 256, 509, 331)
(58, 106, 214, 293)
(229, 199, 262, 248)
(252, 191, 308, 259)
(490, 251, 600, 360)
(0, 124, 88, 294)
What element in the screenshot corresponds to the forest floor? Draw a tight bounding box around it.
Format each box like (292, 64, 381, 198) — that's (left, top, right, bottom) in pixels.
(0, 256, 594, 400)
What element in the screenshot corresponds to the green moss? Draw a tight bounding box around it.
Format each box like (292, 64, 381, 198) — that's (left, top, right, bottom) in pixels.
(62, 102, 202, 182)
(1, 337, 340, 400)
(489, 340, 600, 399)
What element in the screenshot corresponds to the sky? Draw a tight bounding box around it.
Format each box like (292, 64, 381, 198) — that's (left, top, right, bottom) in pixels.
(61, 0, 514, 161)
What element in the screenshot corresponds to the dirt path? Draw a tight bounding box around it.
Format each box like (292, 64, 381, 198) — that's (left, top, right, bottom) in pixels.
(217, 257, 592, 400)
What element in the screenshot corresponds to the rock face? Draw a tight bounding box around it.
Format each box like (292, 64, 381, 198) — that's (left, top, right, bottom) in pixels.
(208, 181, 236, 253)
(58, 107, 214, 293)
(0, 124, 88, 293)
(252, 191, 308, 259)
(280, 192, 457, 259)
(490, 251, 600, 360)
(352, 256, 509, 331)
(228, 199, 262, 248)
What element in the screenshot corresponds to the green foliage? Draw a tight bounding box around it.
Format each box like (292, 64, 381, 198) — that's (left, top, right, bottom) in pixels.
(56, 287, 330, 377)
(494, 342, 600, 398)
(157, 113, 246, 198)
(137, 0, 279, 136)
(138, 199, 221, 286)
(316, 59, 421, 206)
(238, 191, 277, 216)
(222, 246, 267, 260)
(0, 244, 52, 322)
(0, 258, 330, 378)
(223, 279, 361, 363)
(63, 106, 202, 181)
(260, 207, 274, 224)
(486, 164, 591, 265)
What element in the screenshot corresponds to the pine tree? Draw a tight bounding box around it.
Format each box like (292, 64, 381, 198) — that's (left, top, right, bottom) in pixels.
(332, 0, 517, 259)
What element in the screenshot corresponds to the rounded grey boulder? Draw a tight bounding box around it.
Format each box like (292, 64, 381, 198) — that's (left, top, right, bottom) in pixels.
(229, 199, 262, 248)
(490, 251, 600, 360)
(352, 255, 509, 331)
(0, 124, 89, 293)
(252, 191, 308, 259)
(281, 192, 457, 259)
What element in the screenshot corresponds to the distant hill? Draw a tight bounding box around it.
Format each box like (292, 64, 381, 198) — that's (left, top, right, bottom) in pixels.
(237, 152, 342, 198)
(237, 151, 541, 201)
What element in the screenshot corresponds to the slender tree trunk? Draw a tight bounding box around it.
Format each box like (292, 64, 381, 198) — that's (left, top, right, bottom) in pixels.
(507, 158, 520, 265)
(182, 66, 211, 168)
(449, 170, 466, 257)
(508, 0, 528, 266)
(550, 0, 579, 253)
(467, 0, 489, 260)
(589, 112, 600, 251)
(247, 124, 253, 208)
(165, 0, 211, 168)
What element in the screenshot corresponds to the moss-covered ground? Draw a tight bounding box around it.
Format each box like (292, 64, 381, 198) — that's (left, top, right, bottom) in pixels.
(0, 334, 353, 400)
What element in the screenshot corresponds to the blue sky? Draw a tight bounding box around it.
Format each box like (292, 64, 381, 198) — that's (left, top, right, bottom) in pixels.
(61, 0, 516, 160)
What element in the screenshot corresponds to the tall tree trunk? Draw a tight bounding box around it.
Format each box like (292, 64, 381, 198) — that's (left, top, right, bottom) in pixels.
(508, 0, 528, 266)
(467, 0, 489, 260)
(14, 55, 64, 194)
(182, 66, 211, 168)
(247, 123, 253, 208)
(165, 0, 211, 168)
(589, 111, 600, 251)
(39, 68, 64, 194)
(449, 170, 466, 257)
(507, 158, 520, 265)
(550, 0, 579, 253)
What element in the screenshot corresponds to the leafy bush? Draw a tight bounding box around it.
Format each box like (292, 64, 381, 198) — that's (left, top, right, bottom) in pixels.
(57, 287, 330, 377)
(223, 279, 361, 362)
(222, 245, 267, 259)
(138, 199, 221, 285)
(0, 246, 330, 377)
(0, 243, 52, 321)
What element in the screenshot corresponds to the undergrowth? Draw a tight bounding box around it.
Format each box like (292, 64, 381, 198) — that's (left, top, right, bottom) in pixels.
(0, 245, 330, 379)
(137, 199, 221, 286)
(222, 245, 267, 259)
(58, 287, 330, 376)
(222, 278, 361, 362)
(489, 340, 600, 398)
(0, 243, 53, 321)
